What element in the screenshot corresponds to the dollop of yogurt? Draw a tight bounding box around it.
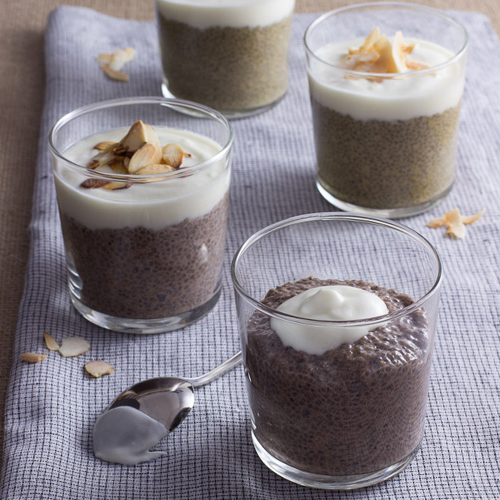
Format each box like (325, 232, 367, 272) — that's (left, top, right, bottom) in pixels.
(93, 406, 168, 465)
(270, 285, 389, 355)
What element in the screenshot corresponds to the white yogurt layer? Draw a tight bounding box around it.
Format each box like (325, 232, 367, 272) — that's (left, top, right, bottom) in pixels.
(270, 285, 389, 355)
(55, 127, 230, 230)
(155, 0, 295, 29)
(308, 37, 465, 121)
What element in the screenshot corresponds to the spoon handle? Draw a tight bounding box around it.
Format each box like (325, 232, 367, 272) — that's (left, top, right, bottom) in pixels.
(188, 351, 243, 388)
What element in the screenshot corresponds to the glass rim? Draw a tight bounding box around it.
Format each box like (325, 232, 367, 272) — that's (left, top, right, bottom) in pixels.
(230, 212, 443, 327)
(48, 96, 234, 181)
(303, 1, 469, 80)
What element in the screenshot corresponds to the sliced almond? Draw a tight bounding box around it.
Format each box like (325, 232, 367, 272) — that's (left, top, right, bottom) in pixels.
(80, 179, 111, 189)
(128, 143, 161, 173)
(162, 143, 190, 169)
(20, 353, 47, 364)
(109, 158, 129, 175)
(462, 209, 485, 225)
(120, 120, 149, 152)
(135, 163, 175, 175)
(101, 65, 129, 82)
(94, 141, 118, 151)
(87, 142, 117, 169)
(102, 181, 132, 190)
(58, 337, 90, 358)
(85, 360, 115, 378)
(43, 332, 60, 351)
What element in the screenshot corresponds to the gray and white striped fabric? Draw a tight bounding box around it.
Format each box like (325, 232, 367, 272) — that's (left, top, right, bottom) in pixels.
(1, 6, 499, 499)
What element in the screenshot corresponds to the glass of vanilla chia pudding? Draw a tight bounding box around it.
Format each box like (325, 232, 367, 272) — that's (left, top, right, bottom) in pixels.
(155, 0, 295, 118)
(49, 97, 233, 334)
(305, 3, 468, 218)
(231, 213, 442, 489)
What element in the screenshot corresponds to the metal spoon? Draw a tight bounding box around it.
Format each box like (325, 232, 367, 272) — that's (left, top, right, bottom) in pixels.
(108, 350, 242, 429)
(93, 351, 243, 465)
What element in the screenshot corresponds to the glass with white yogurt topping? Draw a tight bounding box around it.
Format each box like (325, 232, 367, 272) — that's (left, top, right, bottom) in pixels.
(155, 0, 295, 118)
(49, 97, 233, 334)
(304, 3, 468, 218)
(231, 213, 442, 489)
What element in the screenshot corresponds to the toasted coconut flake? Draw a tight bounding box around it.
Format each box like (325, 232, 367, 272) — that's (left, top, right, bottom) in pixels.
(462, 209, 485, 225)
(20, 353, 47, 364)
(102, 181, 132, 191)
(108, 48, 136, 71)
(445, 209, 466, 239)
(97, 53, 113, 65)
(101, 65, 130, 82)
(43, 332, 60, 351)
(343, 28, 428, 80)
(85, 360, 115, 378)
(80, 178, 110, 189)
(426, 217, 446, 229)
(59, 337, 90, 358)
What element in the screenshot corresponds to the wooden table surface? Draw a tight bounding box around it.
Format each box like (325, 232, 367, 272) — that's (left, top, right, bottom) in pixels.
(0, 0, 498, 468)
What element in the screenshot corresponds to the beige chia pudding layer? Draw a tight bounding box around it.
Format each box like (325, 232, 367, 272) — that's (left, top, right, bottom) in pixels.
(156, 0, 295, 112)
(54, 121, 231, 321)
(246, 277, 431, 476)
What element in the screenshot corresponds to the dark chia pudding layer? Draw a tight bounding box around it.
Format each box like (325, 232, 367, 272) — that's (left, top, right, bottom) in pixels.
(246, 277, 431, 476)
(312, 98, 461, 210)
(157, 14, 292, 112)
(60, 193, 229, 319)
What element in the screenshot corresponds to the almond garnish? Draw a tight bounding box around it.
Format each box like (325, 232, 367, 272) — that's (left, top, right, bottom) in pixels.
(20, 353, 47, 364)
(84, 121, 190, 186)
(135, 164, 175, 175)
(43, 332, 60, 351)
(58, 337, 90, 358)
(94, 141, 118, 151)
(85, 360, 115, 378)
(101, 65, 130, 82)
(162, 143, 191, 169)
(426, 208, 485, 239)
(128, 143, 162, 173)
(102, 181, 132, 191)
(99, 48, 136, 82)
(80, 178, 111, 189)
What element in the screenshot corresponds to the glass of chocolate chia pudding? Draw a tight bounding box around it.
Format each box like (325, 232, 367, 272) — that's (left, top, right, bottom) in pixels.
(155, 0, 295, 118)
(49, 97, 233, 334)
(304, 3, 468, 218)
(231, 213, 442, 489)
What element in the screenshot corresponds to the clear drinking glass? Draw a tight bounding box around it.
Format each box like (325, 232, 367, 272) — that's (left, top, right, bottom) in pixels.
(49, 97, 233, 334)
(155, 0, 296, 118)
(304, 3, 468, 218)
(231, 213, 442, 489)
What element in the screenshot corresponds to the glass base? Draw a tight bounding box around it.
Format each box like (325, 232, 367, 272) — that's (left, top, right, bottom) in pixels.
(69, 284, 222, 334)
(252, 432, 420, 490)
(316, 179, 453, 219)
(161, 83, 285, 120)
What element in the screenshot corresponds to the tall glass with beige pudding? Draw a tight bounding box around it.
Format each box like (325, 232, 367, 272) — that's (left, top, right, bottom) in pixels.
(155, 0, 295, 118)
(305, 4, 468, 218)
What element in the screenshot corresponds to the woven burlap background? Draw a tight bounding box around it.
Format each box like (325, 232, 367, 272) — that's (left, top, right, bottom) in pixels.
(0, 0, 499, 476)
